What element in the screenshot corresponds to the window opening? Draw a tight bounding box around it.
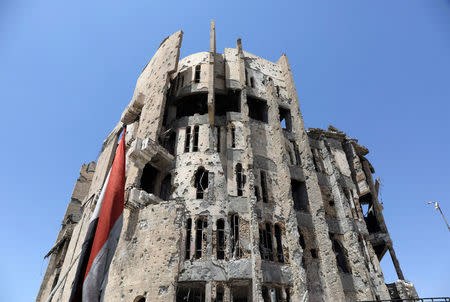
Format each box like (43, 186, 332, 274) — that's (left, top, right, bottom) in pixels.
(160, 174, 172, 201)
(185, 126, 191, 153)
(292, 141, 301, 165)
(310, 249, 318, 259)
(236, 163, 244, 196)
(259, 222, 274, 261)
(176, 93, 208, 119)
(195, 218, 207, 259)
(298, 228, 306, 250)
(250, 77, 255, 88)
(275, 224, 284, 263)
(276, 85, 280, 97)
(291, 179, 309, 212)
(185, 218, 192, 260)
(140, 163, 158, 194)
(194, 65, 201, 83)
(231, 126, 236, 148)
(193, 125, 199, 152)
(215, 90, 241, 115)
(230, 214, 241, 258)
(216, 285, 224, 302)
(245, 69, 249, 86)
(216, 126, 221, 152)
(260, 170, 269, 203)
(279, 107, 292, 132)
(231, 285, 249, 302)
(332, 238, 351, 273)
(247, 96, 268, 123)
(195, 167, 209, 199)
(254, 186, 261, 202)
(216, 219, 225, 260)
(176, 283, 205, 302)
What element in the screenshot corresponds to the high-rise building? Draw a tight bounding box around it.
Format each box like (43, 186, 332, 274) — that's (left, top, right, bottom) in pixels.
(37, 23, 417, 302)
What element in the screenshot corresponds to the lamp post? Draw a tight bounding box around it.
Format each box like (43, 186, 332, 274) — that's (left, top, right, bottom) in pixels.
(427, 201, 450, 232)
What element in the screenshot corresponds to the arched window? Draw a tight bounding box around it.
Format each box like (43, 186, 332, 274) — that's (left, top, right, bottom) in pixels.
(194, 167, 208, 199)
(230, 214, 241, 258)
(194, 65, 201, 83)
(216, 219, 225, 260)
(332, 238, 351, 273)
(195, 217, 207, 259)
(236, 163, 244, 196)
(231, 126, 236, 148)
(193, 125, 199, 152)
(184, 126, 191, 153)
(134, 296, 146, 302)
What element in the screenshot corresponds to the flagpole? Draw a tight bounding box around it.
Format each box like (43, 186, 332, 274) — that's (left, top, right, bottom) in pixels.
(45, 251, 82, 302)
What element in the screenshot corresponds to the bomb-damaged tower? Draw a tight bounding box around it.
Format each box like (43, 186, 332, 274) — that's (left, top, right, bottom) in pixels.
(37, 22, 418, 302)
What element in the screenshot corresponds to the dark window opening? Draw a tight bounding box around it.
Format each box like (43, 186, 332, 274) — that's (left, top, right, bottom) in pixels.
(231, 285, 249, 302)
(329, 200, 335, 206)
(259, 222, 274, 261)
(216, 126, 221, 152)
(275, 224, 284, 263)
(292, 141, 301, 165)
(332, 239, 351, 273)
(216, 219, 225, 260)
(285, 288, 291, 302)
(275, 288, 283, 302)
(250, 77, 255, 88)
(195, 167, 209, 199)
(245, 69, 249, 86)
(176, 283, 205, 302)
(260, 171, 269, 203)
(216, 285, 224, 302)
(310, 249, 318, 259)
(247, 96, 268, 123)
(176, 93, 208, 119)
(276, 85, 280, 97)
(215, 90, 241, 115)
(185, 126, 191, 152)
(193, 125, 199, 152)
(231, 127, 236, 148)
(255, 186, 261, 202)
(279, 107, 292, 132)
(286, 143, 295, 165)
(185, 218, 192, 260)
(141, 163, 158, 194)
(160, 174, 172, 201)
(230, 214, 241, 259)
(195, 218, 207, 259)
(159, 130, 176, 155)
(298, 229, 306, 250)
(262, 286, 270, 302)
(236, 163, 244, 196)
(194, 65, 201, 83)
(292, 180, 309, 212)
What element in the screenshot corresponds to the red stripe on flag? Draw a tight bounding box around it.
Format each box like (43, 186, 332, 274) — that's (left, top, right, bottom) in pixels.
(84, 129, 126, 280)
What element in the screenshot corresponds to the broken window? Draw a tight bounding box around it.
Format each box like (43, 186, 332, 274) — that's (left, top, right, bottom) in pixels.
(259, 222, 274, 261)
(216, 219, 225, 260)
(331, 238, 351, 273)
(291, 179, 309, 212)
(215, 90, 241, 115)
(310, 249, 318, 259)
(158, 129, 176, 155)
(276, 85, 280, 97)
(275, 224, 284, 263)
(176, 282, 205, 302)
(260, 170, 269, 203)
(194, 167, 209, 199)
(236, 163, 244, 196)
(250, 77, 255, 88)
(231, 284, 250, 302)
(195, 218, 207, 259)
(185, 126, 191, 152)
(176, 93, 208, 119)
(247, 96, 268, 123)
(311, 148, 325, 173)
(279, 107, 292, 132)
(193, 125, 199, 152)
(230, 214, 242, 258)
(254, 186, 261, 202)
(216, 285, 224, 302)
(185, 218, 192, 260)
(140, 163, 158, 194)
(231, 126, 236, 148)
(298, 228, 306, 250)
(194, 65, 201, 83)
(160, 174, 172, 201)
(216, 126, 221, 152)
(245, 69, 249, 86)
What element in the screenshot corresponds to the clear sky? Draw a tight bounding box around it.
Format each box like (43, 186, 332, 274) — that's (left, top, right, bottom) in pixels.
(1, 1, 449, 301)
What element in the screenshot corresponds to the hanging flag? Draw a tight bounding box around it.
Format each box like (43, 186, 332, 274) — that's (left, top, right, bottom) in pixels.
(69, 127, 126, 302)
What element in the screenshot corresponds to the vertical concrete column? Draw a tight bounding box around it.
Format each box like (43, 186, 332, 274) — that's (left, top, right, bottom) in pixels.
(205, 281, 212, 302)
(208, 20, 216, 126)
(277, 54, 346, 302)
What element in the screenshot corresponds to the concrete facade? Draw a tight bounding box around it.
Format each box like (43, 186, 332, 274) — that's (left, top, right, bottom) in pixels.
(37, 23, 417, 302)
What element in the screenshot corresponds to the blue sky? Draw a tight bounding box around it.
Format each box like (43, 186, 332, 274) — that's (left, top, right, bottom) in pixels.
(1, 1, 449, 301)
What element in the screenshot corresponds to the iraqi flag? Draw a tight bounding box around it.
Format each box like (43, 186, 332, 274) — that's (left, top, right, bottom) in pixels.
(69, 128, 126, 302)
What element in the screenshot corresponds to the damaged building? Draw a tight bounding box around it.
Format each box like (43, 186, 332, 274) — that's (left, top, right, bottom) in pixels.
(37, 22, 418, 302)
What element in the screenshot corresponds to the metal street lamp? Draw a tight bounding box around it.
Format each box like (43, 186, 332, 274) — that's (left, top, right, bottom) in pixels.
(427, 201, 450, 232)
